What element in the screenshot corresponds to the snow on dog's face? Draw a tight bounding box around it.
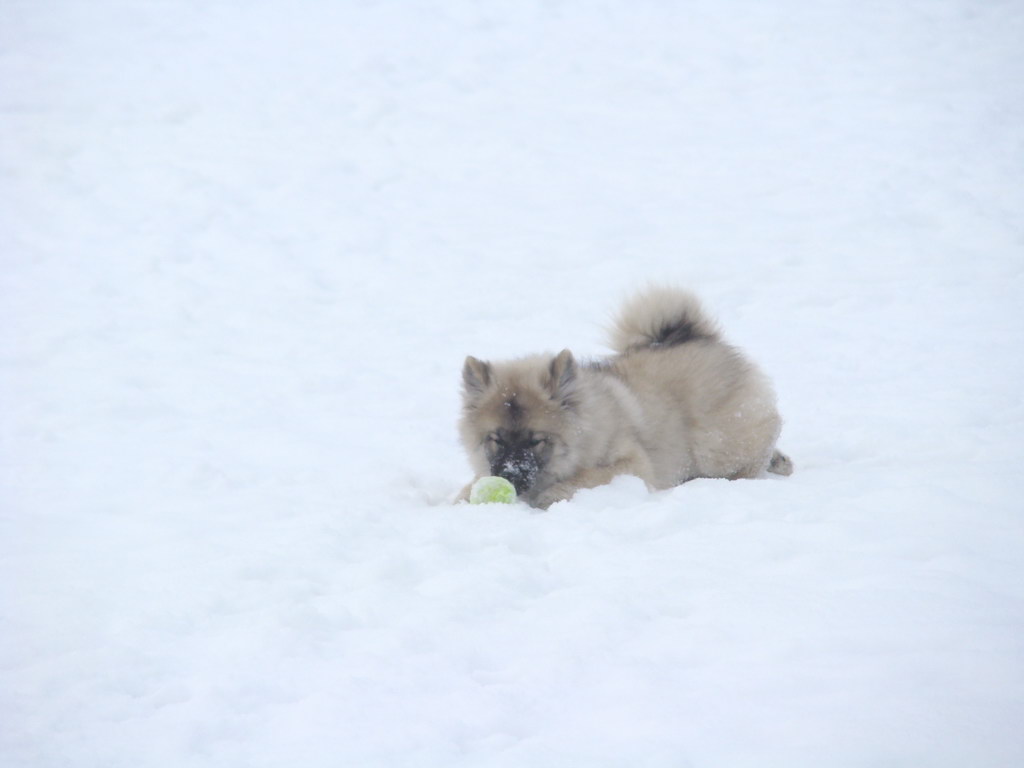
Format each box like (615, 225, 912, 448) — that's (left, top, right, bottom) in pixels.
(459, 351, 578, 502)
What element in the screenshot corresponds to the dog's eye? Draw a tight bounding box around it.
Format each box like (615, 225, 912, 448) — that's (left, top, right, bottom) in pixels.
(528, 437, 547, 448)
(486, 433, 503, 446)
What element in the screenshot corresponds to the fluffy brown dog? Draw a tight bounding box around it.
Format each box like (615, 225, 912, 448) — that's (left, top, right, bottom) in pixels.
(458, 287, 792, 508)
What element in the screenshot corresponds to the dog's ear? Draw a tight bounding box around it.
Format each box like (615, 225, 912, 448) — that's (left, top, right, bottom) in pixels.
(546, 349, 578, 407)
(462, 356, 492, 399)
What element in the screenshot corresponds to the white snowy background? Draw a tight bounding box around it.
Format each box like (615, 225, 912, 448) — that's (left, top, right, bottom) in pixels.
(2, 1, 1023, 765)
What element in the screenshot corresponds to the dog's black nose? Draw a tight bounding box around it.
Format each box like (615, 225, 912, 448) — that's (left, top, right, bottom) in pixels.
(492, 449, 538, 495)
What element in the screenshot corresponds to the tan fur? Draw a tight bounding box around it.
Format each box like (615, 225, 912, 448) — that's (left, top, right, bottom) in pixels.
(609, 286, 720, 351)
(458, 288, 791, 508)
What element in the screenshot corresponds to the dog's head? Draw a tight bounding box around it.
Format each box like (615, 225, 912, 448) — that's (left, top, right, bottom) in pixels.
(458, 350, 578, 500)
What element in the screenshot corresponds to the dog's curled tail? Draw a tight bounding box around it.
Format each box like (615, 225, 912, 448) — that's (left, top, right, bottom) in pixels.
(608, 287, 721, 354)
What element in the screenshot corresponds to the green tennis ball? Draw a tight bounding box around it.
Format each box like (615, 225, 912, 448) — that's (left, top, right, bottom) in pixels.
(469, 476, 517, 504)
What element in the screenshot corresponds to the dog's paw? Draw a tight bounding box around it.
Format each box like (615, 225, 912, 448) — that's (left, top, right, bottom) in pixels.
(453, 481, 475, 504)
(532, 483, 579, 510)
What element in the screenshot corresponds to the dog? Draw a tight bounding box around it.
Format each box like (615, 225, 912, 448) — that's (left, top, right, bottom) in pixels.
(458, 287, 792, 508)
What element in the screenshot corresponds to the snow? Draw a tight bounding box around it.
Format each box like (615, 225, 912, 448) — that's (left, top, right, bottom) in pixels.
(2, 0, 1023, 765)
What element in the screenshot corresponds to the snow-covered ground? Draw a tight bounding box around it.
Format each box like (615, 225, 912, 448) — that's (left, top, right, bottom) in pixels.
(2, 1, 1023, 765)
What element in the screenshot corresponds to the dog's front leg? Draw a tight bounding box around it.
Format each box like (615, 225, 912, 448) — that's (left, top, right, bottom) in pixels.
(531, 455, 654, 509)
